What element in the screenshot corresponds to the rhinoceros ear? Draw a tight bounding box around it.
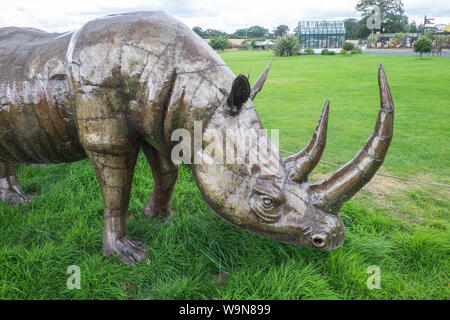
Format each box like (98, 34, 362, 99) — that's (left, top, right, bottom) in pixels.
(227, 74, 251, 114)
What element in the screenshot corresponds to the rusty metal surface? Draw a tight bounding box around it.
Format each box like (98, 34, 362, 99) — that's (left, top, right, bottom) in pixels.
(0, 11, 394, 264)
(0, 27, 85, 163)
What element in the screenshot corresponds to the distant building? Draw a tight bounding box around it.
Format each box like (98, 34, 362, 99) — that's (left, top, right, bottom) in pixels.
(440, 23, 450, 35)
(435, 24, 449, 32)
(377, 33, 420, 47)
(254, 40, 274, 49)
(297, 20, 346, 49)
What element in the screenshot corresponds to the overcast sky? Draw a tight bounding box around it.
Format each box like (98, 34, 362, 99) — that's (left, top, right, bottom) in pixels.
(0, 0, 449, 34)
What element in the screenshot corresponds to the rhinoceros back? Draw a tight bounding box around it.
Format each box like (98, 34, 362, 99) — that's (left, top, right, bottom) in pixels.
(0, 27, 85, 163)
(66, 11, 232, 152)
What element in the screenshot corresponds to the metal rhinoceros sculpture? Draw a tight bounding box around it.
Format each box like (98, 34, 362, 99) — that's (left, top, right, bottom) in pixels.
(0, 12, 394, 264)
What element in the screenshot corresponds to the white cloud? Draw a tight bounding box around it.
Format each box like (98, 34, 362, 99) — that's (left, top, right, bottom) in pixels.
(0, 0, 448, 33)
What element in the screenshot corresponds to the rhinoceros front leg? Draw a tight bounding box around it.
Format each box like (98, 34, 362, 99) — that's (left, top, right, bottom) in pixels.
(142, 142, 178, 219)
(86, 150, 147, 265)
(0, 162, 33, 205)
(75, 84, 147, 264)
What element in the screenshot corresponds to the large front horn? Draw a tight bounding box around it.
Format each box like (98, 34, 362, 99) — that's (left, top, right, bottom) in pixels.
(285, 99, 329, 183)
(311, 64, 394, 214)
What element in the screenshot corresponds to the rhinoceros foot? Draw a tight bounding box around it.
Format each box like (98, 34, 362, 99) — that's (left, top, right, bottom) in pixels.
(0, 176, 34, 205)
(103, 236, 148, 266)
(143, 201, 172, 220)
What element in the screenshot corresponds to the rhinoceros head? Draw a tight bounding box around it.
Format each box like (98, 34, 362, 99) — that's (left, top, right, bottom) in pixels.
(193, 62, 393, 251)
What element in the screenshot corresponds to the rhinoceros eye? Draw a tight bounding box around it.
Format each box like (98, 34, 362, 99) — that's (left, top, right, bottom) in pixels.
(250, 181, 285, 223)
(262, 197, 273, 209)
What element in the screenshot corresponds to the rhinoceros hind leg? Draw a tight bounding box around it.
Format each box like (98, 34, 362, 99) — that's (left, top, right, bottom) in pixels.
(87, 150, 147, 265)
(0, 162, 33, 205)
(142, 142, 178, 219)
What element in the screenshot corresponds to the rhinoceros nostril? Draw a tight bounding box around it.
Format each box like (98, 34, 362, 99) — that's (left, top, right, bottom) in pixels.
(311, 235, 326, 248)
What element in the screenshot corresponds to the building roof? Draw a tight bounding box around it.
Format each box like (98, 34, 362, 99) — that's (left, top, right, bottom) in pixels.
(255, 40, 274, 46)
(297, 20, 345, 35)
(377, 33, 419, 37)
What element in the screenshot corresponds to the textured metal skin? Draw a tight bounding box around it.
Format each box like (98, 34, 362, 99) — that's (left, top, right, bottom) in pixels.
(0, 12, 394, 264)
(0, 28, 85, 164)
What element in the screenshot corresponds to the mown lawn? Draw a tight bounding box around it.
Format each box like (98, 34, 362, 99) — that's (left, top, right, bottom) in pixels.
(0, 51, 448, 299)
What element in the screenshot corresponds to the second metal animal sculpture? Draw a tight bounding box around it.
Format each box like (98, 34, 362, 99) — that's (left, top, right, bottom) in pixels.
(0, 11, 394, 264)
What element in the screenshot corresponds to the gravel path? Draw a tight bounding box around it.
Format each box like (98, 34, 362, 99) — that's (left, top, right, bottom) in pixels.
(362, 48, 450, 57)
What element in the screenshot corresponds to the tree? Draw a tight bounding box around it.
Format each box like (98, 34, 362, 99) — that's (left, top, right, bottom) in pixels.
(384, 11, 408, 33)
(273, 25, 289, 38)
(367, 34, 380, 46)
(247, 26, 269, 38)
(436, 34, 447, 44)
(273, 35, 300, 56)
(417, 23, 425, 33)
(424, 28, 436, 40)
(343, 42, 355, 51)
(393, 32, 407, 46)
(356, 17, 372, 39)
(209, 36, 231, 51)
(233, 28, 248, 38)
(356, 0, 408, 33)
(408, 21, 418, 33)
(193, 27, 229, 39)
(266, 32, 275, 39)
(344, 18, 360, 39)
(203, 29, 228, 38)
(413, 36, 432, 59)
(233, 26, 271, 39)
(192, 27, 205, 38)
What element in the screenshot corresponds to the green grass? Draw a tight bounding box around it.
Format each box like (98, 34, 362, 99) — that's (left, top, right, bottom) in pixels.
(0, 51, 449, 299)
(224, 51, 450, 182)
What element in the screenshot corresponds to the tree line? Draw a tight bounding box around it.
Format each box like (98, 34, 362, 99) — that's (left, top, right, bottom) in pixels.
(194, 0, 429, 41)
(193, 24, 289, 39)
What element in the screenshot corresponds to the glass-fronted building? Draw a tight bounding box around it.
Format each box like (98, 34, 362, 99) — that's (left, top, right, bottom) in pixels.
(297, 21, 346, 49)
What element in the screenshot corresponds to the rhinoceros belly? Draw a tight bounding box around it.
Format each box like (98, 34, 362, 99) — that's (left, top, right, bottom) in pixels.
(0, 79, 85, 163)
